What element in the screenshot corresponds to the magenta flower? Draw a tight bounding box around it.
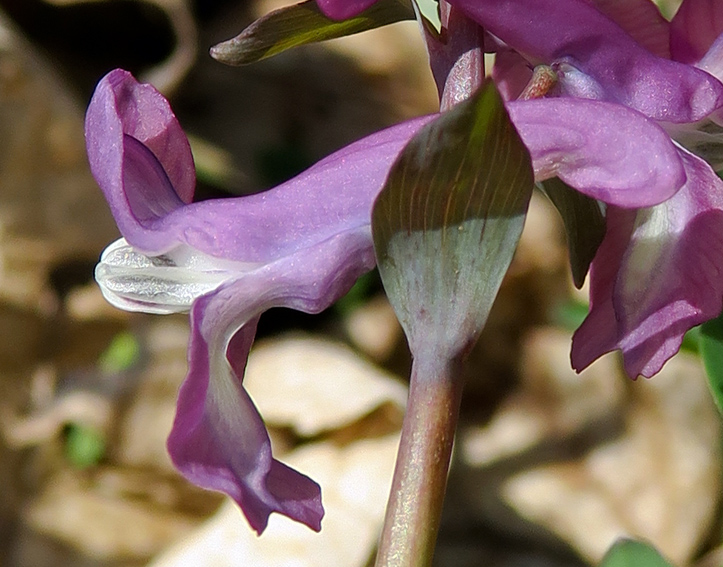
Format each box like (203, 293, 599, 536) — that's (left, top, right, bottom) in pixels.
(86, 62, 689, 533)
(570, 1, 723, 378)
(86, 69, 435, 534)
(451, 0, 723, 378)
(321, 0, 723, 378)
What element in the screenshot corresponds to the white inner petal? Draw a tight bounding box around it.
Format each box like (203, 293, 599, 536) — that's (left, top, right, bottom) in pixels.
(95, 238, 259, 314)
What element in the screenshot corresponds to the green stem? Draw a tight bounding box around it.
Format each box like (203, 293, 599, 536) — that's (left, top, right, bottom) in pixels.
(374, 354, 465, 567)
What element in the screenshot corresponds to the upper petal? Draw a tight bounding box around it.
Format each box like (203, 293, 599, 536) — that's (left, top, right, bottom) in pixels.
(449, 0, 723, 122)
(167, 226, 376, 533)
(85, 69, 195, 207)
(572, 147, 723, 378)
(670, 0, 723, 65)
(86, 69, 434, 260)
(507, 98, 686, 207)
(158, 115, 432, 262)
(589, 0, 670, 59)
(315, 0, 378, 20)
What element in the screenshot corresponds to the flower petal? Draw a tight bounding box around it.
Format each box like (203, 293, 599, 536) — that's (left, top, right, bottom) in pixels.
(424, 5, 485, 108)
(590, 0, 670, 59)
(86, 69, 433, 260)
(507, 98, 685, 207)
(167, 227, 376, 533)
(572, 148, 723, 378)
(670, 0, 723, 64)
(153, 115, 431, 260)
(85, 69, 195, 207)
(492, 48, 533, 101)
(449, 0, 723, 122)
(697, 32, 723, 83)
(315, 0, 378, 20)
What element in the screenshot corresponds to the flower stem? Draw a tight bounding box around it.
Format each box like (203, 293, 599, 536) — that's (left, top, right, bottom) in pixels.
(374, 354, 465, 567)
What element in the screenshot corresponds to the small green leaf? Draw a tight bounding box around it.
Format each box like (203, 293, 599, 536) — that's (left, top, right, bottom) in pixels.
(700, 310, 723, 414)
(65, 423, 106, 469)
(539, 177, 606, 289)
(98, 331, 141, 374)
(372, 80, 534, 358)
(681, 325, 701, 354)
(210, 0, 414, 66)
(553, 297, 589, 331)
(599, 539, 674, 567)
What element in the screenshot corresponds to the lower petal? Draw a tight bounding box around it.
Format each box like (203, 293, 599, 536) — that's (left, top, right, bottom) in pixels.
(572, 148, 723, 378)
(167, 228, 376, 533)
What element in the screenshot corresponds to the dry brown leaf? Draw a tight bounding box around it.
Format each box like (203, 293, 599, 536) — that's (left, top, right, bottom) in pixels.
(244, 335, 407, 436)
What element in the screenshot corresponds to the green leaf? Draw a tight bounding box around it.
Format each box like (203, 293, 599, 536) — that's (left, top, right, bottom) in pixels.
(372, 80, 534, 358)
(210, 0, 414, 66)
(98, 331, 141, 374)
(539, 177, 606, 289)
(599, 539, 674, 567)
(553, 297, 589, 331)
(700, 310, 723, 414)
(65, 423, 106, 469)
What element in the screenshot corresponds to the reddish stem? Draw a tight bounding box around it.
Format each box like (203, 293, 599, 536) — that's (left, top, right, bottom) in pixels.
(374, 354, 465, 567)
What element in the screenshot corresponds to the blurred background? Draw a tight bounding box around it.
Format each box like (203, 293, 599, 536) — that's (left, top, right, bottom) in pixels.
(0, 0, 721, 566)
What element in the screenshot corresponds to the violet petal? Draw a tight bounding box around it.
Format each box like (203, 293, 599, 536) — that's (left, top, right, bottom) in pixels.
(86, 69, 433, 260)
(492, 48, 533, 101)
(670, 0, 723, 64)
(167, 227, 376, 533)
(448, 0, 723, 122)
(572, 148, 723, 378)
(590, 0, 670, 59)
(507, 98, 685, 207)
(315, 0, 378, 20)
(697, 32, 723, 83)
(85, 69, 195, 206)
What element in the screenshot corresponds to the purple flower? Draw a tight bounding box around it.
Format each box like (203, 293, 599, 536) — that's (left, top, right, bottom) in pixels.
(322, 0, 723, 378)
(451, 0, 723, 378)
(86, 61, 689, 532)
(86, 68, 432, 534)
(568, 1, 723, 378)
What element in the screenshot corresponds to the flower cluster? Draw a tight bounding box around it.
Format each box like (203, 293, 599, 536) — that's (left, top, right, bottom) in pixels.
(86, 0, 723, 533)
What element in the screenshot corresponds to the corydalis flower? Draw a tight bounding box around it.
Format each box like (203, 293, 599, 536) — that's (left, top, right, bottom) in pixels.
(87, 64, 686, 533)
(450, 0, 723, 378)
(321, 0, 723, 378)
(568, 0, 723, 378)
(86, 68, 432, 533)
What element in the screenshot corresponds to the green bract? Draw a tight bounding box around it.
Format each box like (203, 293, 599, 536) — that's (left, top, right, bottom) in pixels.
(700, 311, 723, 414)
(372, 79, 534, 360)
(538, 177, 606, 288)
(210, 0, 414, 66)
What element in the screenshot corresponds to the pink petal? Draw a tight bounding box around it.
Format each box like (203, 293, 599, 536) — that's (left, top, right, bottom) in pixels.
(168, 228, 376, 533)
(449, 0, 723, 122)
(507, 98, 685, 207)
(670, 0, 723, 64)
(588, 0, 670, 59)
(85, 69, 195, 206)
(492, 48, 533, 101)
(572, 148, 723, 378)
